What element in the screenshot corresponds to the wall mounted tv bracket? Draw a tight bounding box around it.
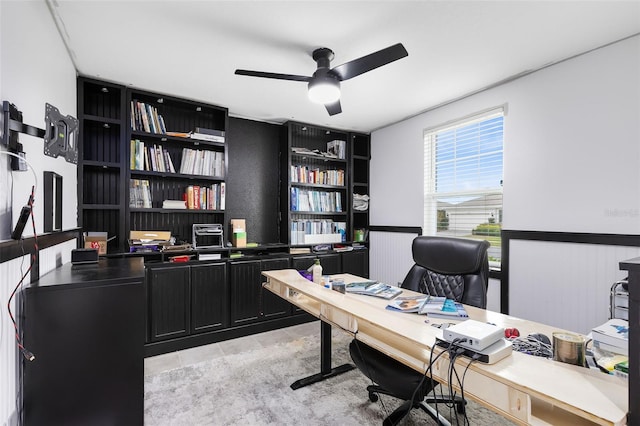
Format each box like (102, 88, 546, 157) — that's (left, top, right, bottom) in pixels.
(192, 224, 224, 249)
(43, 103, 78, 163)
(1, 101, 78, 164)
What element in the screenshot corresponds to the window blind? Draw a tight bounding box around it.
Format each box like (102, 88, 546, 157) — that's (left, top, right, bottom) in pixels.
(424, 109, 504, 265)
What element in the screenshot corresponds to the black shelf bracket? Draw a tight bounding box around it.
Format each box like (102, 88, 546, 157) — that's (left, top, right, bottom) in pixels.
(1, 101, 78, 164)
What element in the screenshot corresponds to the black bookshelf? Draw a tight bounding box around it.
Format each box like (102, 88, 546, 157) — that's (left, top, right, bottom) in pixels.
(77, 77, 229, 251)
(280, 121, 352, 246)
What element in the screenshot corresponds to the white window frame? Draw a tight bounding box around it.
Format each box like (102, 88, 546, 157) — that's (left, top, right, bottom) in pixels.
(423, 107, 505, 266)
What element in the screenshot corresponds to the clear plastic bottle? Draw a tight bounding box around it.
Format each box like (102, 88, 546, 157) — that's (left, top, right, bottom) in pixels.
(312, 259, 323, 284)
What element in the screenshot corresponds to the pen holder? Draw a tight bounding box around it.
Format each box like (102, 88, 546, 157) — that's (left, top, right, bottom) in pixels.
(332, 279, 345, 293)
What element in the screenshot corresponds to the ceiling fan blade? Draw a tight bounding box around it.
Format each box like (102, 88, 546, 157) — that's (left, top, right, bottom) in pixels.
(330, 43, 408, 81)
(235, 69, 311, 82)
(325, 100, 342, 116)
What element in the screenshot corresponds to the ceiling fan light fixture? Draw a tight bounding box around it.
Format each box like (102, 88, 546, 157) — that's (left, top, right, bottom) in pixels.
(308, 77, 340, 104)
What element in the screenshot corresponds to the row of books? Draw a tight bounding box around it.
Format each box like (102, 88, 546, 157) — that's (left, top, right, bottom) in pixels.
(130, 100, 166, 134)
(290, 188, 342, 213)
(129, 179, 152, 208)
(130, 139, 176, 173)
(290, 165, 345, 186)
(290, 220, 346, 245)
(327, 139, 346, 159)
(179, 148, 225, 177)
(185, 183, 226, 210)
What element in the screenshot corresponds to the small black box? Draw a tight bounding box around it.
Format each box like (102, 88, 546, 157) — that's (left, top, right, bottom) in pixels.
(71, 248, 99, 264)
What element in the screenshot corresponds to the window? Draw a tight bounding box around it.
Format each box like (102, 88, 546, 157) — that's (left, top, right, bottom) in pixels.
(424, 108, 504, 266)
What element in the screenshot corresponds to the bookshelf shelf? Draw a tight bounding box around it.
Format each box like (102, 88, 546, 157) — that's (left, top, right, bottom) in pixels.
(129, 208, 223, 214)
(81, 204, 121, 210)
(130, 169, 224, 181)
(83, 160, 120, 169)
(131, 130, 225, 148)
(83, 115, 121, 126)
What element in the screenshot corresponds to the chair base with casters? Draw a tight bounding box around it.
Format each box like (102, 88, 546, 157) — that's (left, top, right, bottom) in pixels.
(349, 339, 465, 426)
(349, 236, 489, 426)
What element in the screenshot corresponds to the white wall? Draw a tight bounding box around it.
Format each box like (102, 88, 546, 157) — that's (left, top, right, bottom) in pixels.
(0, 0, 78, 239)
(0, 1, 77, 424)
(371, 35, 640, 331)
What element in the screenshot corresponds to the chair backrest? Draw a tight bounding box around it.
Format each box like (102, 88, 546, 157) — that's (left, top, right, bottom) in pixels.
(399, 236, 490, 309)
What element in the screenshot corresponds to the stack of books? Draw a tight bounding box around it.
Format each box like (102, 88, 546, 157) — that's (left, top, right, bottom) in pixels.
(190, 127, 225, 143)
(418, 296, 469, 319)
(591, 318, 629, 356)
(345, 281, 402, 299)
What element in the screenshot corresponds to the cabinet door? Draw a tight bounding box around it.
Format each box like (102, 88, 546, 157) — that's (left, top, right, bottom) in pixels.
(191, 262, 228, 333)
(148, 266, 190, 342)
(229, 260, 262, 326)
(261, 257, 291, 319)
(318, 253, 341, 275)
(341, 249, 369, 278)
(290, 255, 317, 273)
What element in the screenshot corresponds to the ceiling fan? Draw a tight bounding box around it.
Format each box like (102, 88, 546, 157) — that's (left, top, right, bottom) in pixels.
(235, 43, 408, 116)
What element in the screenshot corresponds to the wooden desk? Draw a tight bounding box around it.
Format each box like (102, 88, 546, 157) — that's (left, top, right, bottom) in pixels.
(262, 269, 628, 426)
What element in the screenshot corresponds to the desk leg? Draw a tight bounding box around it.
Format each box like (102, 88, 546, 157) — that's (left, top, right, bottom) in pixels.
(290, 321, 355, 390)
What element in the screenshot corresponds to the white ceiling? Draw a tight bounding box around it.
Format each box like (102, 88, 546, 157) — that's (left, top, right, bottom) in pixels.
(49, 0, 640, 133)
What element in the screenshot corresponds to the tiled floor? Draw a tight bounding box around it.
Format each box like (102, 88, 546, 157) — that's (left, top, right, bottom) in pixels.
(144, 320, 322, 376)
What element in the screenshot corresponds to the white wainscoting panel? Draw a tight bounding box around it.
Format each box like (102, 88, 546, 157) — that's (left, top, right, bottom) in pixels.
(369, 231, 417, 286)
(1, 238, 76, 425)
(509, 240, 640, 334)
(39, 238, 76, 276)
(487, 278, 501, 313)
(1, 255, 30, 426)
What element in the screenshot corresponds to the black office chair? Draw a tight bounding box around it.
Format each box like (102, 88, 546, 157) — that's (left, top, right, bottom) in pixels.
(349, 236, 490, 426)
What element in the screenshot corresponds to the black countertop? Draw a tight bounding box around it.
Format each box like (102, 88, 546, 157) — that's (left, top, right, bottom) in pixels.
(30, 257, 145, 290)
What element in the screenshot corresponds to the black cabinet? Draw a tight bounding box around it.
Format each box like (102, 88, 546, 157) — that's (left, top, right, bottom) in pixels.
(291, 253, 341, 275)
(261, 257, 292, 319)
(147, 262, 227, 342)
(229, 260, 262, 326)
(341, 249, 369, 278)
(191, 262, 228, 333)
(229, 256, 292, 326)
(148, 265, 190, 342)
(18, 258, 144, 426)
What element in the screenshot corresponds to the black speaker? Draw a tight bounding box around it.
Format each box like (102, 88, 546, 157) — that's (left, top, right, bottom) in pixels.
(71, 248, 99, 264)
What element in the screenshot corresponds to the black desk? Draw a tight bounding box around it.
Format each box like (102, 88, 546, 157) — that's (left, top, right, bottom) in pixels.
(18, 257, 145, 426)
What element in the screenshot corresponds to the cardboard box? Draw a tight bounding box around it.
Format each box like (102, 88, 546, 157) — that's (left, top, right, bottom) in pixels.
(84, 232, 108, 255)
(230, 219, 246, 248)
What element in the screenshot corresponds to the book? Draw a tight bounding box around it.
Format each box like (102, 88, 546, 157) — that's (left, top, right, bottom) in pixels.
(386, 295, 429, 313)
(345, 281, 402, 299)
(345, 280, 379, 292)
(592, 339, 628, 356)
(199, 253, 222, 260)
(191, 132, 224, 143)
(162, 199, 186, 209)
(419, 296, 469, 319)
(195, 127, 225, 138)
(591, 318, 628, 351)
(614, 359, 628, 376)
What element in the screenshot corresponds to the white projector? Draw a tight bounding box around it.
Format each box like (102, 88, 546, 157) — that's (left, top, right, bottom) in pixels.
(443, 319, 504, 351)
